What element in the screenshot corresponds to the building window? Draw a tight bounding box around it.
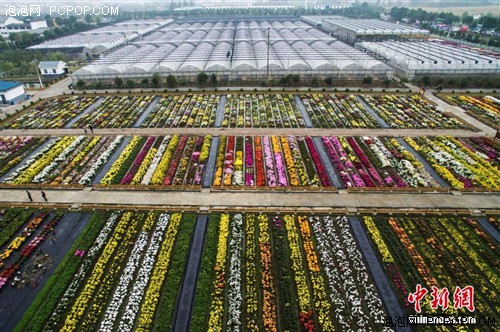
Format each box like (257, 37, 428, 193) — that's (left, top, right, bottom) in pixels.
(53, 69, 56, 73)
(44, 69, 48, 73)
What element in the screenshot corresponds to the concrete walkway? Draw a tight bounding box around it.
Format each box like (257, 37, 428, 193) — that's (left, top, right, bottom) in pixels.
(1, 189, 498, 211)
(424, 91, 497, 135)
(0, 127, 490, 138)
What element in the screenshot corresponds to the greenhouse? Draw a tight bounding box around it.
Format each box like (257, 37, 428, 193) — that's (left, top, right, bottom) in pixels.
(304, 16, 429, 45)
(29, 19, 172, 55)
(72, 19, 393, 83)
(358, 41, 500, 79)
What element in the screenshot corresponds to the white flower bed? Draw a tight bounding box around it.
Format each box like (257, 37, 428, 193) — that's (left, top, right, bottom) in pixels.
(141, 136, 171, 185)
(3, 138, 60, 182)
(227, 214, 243, 331)
(33, 136, 85, 183)
(99, 229, 150, 331)
(79, 136, 123, 185)
(117, 213, 170, 331)
(310, 216, 387, 331)
(232, 170, 243, 186)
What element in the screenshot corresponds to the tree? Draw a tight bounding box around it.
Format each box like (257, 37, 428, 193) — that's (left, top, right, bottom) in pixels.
(310, 77, 319, 87)
(210, 73, 217, 87)
(383, 78, 392, 88)
(114, 76, 123, 88)
(76, 80, 85, 88)
(324, 77, 333, 86)
(362, 76, 373, 85)
(152, 73, 161, 87)
(45, 15, 54, 27)
(166, 75, 177, 88)
(197, 72, 208, 86)
(422, 76, 431, 87)
(126, 80, 135, 88)
(85, 14, 93, 24)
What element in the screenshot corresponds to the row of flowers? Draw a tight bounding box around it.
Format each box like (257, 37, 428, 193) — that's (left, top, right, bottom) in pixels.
(363, 215, 499, 321)
(405, 136, 500, 189)
(3, 136, 122, 185)
(101, 135, 211, 186)
(222, 94, 305, 128)
(213, 136, 328, 187)
(44, 212, 186, 331)
(361, 94, 466, 129)
(71, 95, 155, 129)
(0, 212, 50, 286)
(300, 94, 380, 128)
(447, 95, 500, 130)
(0, 136, 47, 177)
(322, 135, 438, 188)
(141, 94, 219, 128)
(199, 214, 388, 331)
(6, 96, 98, 129)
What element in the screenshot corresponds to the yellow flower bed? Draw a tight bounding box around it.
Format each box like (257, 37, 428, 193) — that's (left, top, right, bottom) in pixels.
(101, 137, 141, 185)
(283, 215, 312, 312)
(136, 213, 181, 330)
(61, 212, 136, 331)
(150, 135, 179, 185)
(207, 214, 230, 331)
(12, 137, 76, 184)
(131, 147, 157, 185)
(363, 216, 394, 263)
(297, 216, 334, 330)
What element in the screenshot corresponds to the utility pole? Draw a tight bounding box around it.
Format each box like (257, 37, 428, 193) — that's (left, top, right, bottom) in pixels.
(34, 61, 43, 88)
(266, 27, 270, 85)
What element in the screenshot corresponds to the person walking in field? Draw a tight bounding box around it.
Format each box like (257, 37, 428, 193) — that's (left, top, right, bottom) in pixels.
(26, 190, 33, 202)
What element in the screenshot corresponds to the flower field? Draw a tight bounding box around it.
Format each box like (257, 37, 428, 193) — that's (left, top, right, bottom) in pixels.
(71, 95, 155, 128)
(141, 94, 219, 127)
(3, 136, 123, 185)
(300, 94, 380, 128)
(191, 214, 388, 331)
(363, 215, 499, 327)
(212, 136, 330, 187)
(405, 136, 500, 189)
(360, 95, 467, 129)
(447, 95, 500, 131)
(0, 137, 47, 177)
(101, 135, 211, 186)
(322, 136, 439, 188)
(222, 94, 305, 127)
(5, 96, 98, 129)
(16, 211, 196, 332)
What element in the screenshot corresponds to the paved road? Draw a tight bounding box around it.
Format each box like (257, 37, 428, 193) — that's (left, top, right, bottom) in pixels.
(0, 127, 491, 138)
(0, 77, 72, 120)
(1, 189, 498, 211)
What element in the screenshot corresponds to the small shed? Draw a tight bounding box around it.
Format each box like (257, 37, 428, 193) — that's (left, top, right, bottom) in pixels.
(38, 61, 68, 76)
(0, 81, 25, 105)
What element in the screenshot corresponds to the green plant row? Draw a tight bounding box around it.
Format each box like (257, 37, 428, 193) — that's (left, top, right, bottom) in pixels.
(153, 213, 196, 331)
(189, 213, 220, 331)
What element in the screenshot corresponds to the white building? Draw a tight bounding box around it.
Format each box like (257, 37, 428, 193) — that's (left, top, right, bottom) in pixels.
(0, 81, 25, 105)
(38, 61, 68, 76)
(0, 16, 48, 38)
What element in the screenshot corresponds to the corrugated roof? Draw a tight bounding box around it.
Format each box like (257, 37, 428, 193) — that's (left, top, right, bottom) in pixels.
(0, 80, 23, 91)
